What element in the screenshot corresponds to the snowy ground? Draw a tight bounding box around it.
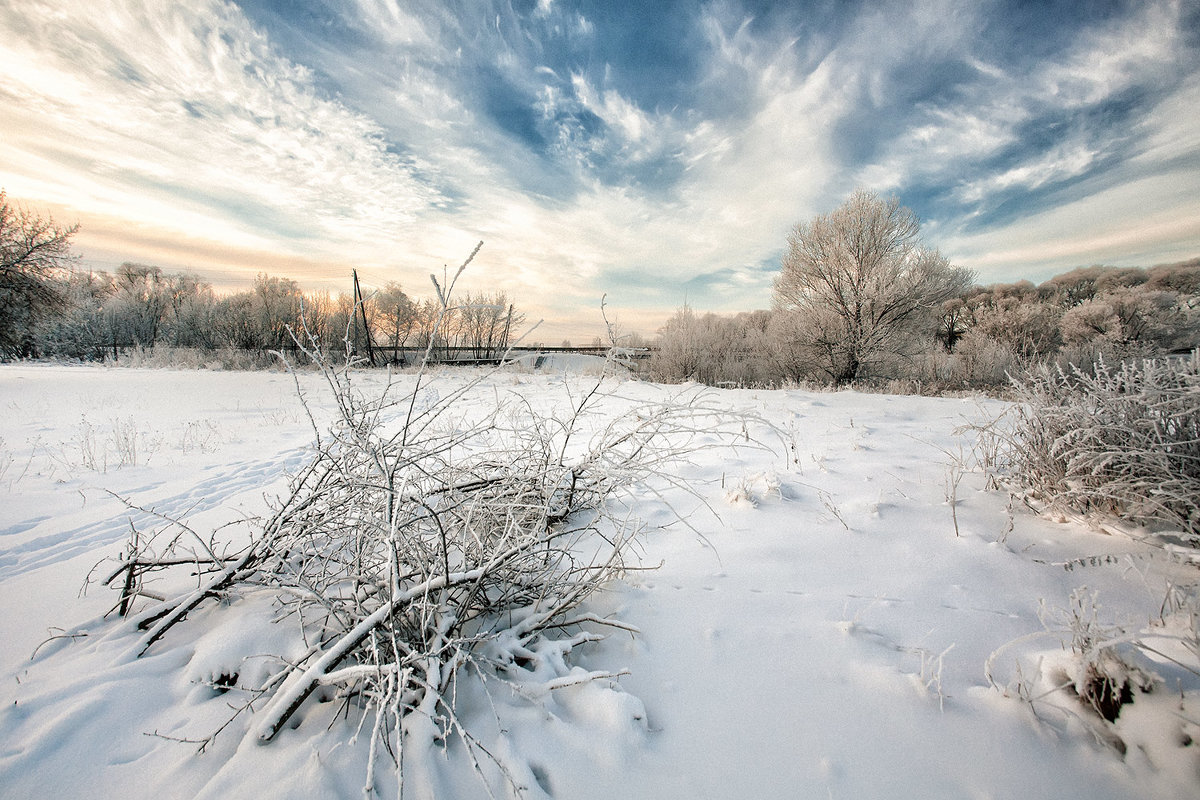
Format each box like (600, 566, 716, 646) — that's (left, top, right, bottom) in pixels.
(0, 362, 1197, 799)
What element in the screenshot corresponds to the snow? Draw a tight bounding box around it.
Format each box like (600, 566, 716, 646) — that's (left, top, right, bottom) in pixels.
(1, 362, 1197, 798)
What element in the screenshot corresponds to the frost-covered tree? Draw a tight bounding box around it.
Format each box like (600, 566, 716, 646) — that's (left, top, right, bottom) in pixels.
(373, 281, 417, 357)
(652, 307, 776, 386)
(1061, 287, 1194, 355)
(212, 292, 263, 350)
(253, 273, 304, 349)
(773, 190, 973, 384)
(161, 272, 217, 348)
(650, 306, 705, 382)
(970, 298, 1063, 361)
(0, 190, 78, 358)
(1147, 258, 1200, 300)
(34, 270, 113, 360)
(108, 263, 168, 347)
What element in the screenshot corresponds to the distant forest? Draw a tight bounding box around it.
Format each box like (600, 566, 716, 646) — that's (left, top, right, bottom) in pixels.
(1, 190, 525, 366)
(650, 257, 1200, 389)
(35, 264, 524, 366)
(648, 191, 1199, 389)
(3, 189, 1198, 388)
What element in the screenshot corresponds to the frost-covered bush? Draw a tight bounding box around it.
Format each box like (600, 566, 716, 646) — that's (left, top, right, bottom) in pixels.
(998, 351, 1200, 539)
(950, 329, 1018, 387)
(93, 247, 751, 795)
(1059, 288, 1195, 359)
(968, 298, 1062, 362)
(650, 306, 776, 386)
(1046, 588, 1156, 723)
(985, 586, 1180, 756)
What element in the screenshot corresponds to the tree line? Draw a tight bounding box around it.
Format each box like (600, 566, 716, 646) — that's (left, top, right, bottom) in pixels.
(0, 190, 522, 364)
(3, 187, 1197, 384)
(650, 190, 1200, 389)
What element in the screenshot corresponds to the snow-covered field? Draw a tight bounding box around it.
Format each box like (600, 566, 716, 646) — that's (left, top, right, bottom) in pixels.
(1, 362, 1196, 799)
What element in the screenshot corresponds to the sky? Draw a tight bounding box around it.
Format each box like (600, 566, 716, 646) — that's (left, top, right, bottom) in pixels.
(2, 0, 1199, 340)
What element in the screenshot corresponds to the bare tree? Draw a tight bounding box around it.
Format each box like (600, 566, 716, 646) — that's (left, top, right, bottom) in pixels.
(460, 290, 523, 359)
(0, 190, 78, 358)
(34, 270, 113, 360)
(109, 263, 168, 348)
(1147, 258, 1200, 301)
(373, 281, 417, 361)
(253, 273, 304, 349)
(161, 272, 216, 348)
(772, 190, 973, 384)
(936, 297, 970, 352)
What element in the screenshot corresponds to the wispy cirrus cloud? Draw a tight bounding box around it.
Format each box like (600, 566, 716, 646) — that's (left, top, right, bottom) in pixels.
(0, 2, 446, 259)
(847, 0, 1195, 245)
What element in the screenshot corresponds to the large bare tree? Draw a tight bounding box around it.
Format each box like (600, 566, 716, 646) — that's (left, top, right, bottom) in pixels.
(0, 190, 78, 357)
(773, 189, 973, 384)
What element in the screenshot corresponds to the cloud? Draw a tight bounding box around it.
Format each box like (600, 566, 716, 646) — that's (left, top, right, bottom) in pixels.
(953, 140, 1100, 205)
(850, 0, 1192, 224)
(0, 0, 1197, 340)
(1035, 0, 1183, 108)
(939, 169, 1200, 282)
(0, 1, 446, 251)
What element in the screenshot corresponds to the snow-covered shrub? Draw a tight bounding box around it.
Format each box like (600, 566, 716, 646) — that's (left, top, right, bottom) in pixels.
(977, 353, 1200, 761)
(996, 352, 1200, 540)
(722, 470, 781, 507)
(1059, 298, 1124, 349)
(95, 246, 751, 795)
(966, 296, 1063, 362)
(650, 306, 776, 386)
(1051, 588, 1156, 723)
(953, 329, 1017, 387)
(115, 344, 291, 371)
(986, 585, 1200, 760)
